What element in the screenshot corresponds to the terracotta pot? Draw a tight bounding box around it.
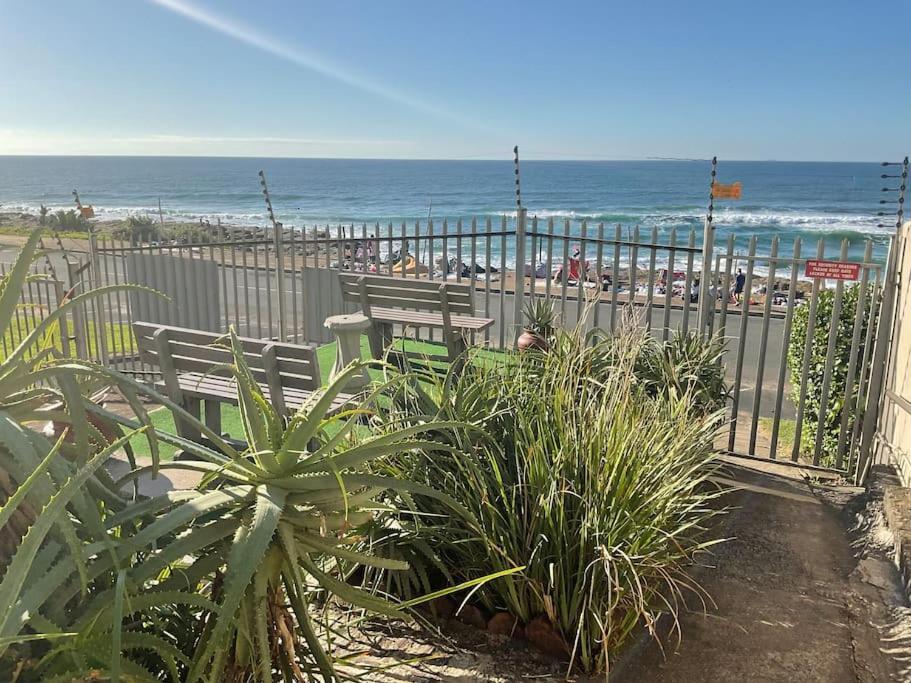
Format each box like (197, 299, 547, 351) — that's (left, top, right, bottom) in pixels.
(487, 612, 523, 639)
(525, 616, 570, 659)
(517, 330, 549, 352)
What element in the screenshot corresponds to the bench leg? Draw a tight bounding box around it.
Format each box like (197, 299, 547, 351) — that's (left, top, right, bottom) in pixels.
(449, 334, 467, 374)
(368, 322, 393, 360)
(175, 397, 202, 441)
(366, 321, 387, 359)
(204, 401, 222, 437)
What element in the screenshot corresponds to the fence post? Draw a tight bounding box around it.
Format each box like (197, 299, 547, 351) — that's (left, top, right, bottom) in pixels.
(65, 258, 89, 359)
(86, 233, 110, 366)
(857, 230, 903, 483)
(697, 157, 718, 337)
(512, 207, 527, 344)
(52, 279, 71, 358)
(273, 222, 287, 340)
(697, 215, 715, 336)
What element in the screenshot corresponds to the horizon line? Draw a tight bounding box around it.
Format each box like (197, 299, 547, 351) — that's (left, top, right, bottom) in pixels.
(0, 153, 895, 164)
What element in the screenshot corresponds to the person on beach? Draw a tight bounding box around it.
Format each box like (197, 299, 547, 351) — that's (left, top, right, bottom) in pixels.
(552, 246, 583, 283)
(731, 269, 746, 303)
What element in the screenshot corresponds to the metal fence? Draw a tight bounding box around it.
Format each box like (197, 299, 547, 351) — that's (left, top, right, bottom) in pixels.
(43, 215, 891, 479)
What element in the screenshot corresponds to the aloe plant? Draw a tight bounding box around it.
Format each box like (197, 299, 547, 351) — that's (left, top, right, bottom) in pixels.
(521, 297, 557, 338)
(0, 231, 164, 678)
(0, 234, 510, 682)
(8, 330, 477, 682)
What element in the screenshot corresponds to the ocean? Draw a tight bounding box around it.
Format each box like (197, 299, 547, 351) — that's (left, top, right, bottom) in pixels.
(0, 156, 898, 266)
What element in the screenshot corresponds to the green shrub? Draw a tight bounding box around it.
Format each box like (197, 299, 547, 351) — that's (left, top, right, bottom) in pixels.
(48, 209, 88, 231)
(112, 214, 162, 242)
(786, 284, 877, 466)
(370, 320, 728, 673)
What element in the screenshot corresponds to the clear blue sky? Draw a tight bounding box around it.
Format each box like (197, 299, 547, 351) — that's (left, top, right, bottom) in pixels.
(0, 0, 907, 160)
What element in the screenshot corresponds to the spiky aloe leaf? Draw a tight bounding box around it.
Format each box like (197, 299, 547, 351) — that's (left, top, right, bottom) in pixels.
(188, 485, 287, 683)
(118, 486, 255, 559)
(0, 231, 41, 334)
(277, 361, 368, 466)
(0, 427, 142, 647)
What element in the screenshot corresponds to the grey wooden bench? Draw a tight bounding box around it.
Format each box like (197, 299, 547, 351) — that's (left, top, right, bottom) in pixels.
(134, 321, 353, 440)
(337, 273, 494, 364)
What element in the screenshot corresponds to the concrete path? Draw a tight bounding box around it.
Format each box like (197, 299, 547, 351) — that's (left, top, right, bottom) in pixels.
(615, 463, 907, 682)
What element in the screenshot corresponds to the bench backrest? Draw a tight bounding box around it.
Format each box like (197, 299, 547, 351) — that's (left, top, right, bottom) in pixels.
(133, 321, 322, 393)
(338, 273, 475, 316)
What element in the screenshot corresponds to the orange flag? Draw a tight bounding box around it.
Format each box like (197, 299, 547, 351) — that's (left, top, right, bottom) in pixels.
(713, 181, 742, 200)
(80, 205, 95, 218)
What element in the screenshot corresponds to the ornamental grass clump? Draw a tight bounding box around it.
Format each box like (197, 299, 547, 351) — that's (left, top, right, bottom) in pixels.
(372, 317, 728, 673)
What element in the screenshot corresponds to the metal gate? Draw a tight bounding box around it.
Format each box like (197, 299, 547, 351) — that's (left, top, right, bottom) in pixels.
(705, 235, 890, 480)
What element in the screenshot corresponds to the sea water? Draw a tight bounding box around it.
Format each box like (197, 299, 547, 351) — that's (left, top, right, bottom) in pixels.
(0, 156, 897, 266)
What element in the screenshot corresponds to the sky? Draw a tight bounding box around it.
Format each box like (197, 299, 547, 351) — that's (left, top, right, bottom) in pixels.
(0, 0, 908, 161)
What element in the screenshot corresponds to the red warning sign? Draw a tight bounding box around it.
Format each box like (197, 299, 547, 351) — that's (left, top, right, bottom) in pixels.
(805, 259, 861, 281)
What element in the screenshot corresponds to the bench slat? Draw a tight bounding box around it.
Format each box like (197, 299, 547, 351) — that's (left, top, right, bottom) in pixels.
(338, 274, 475, 314)
(133, 321, 319, 363)
(137, 337, 319, 387)
(160, 373, 351, 412)
(340, 280, 474, 305)
(369, 307, 494, 331)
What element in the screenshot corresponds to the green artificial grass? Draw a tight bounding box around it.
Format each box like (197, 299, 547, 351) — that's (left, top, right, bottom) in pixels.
(128, 335, 507, 461)
(1, 317, 134, 362)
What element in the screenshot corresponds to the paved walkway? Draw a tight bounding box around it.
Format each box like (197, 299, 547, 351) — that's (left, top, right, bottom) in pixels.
(615, 462, 907, 682)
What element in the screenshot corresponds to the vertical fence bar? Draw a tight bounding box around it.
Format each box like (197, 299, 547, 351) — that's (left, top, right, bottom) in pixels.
(662, 228, 677, 341)
(627, 227, 639, 309)
(263, 227, 274, 338)
(593, 222, 605, 330)
(769, 238, 801, 459)
(792, 239, 827, 461)
(850, 265, 884, 471)
(717, 236, 735, 345)
(529, 215, 538, 298)
(427, 219, 435, 283)
(645, 226, 658, 332)
(87, 230, 110, 366)
(811, 239, 850, 465)
(513, 208, 527, 344)
(498, 216, 507, 348)
(288, 224, 298, 340)
(455, 219, 464, 284)
(835, 241, 874, 469)
(560, 220, 571, 324)
(610, 224, 621, 332)
(727, 235, 757, 452)
(239, 225, 250, 336)
(856, 234, 900, 483)
(576, 220, 588, 325)
(274, 221, 286, 340)
(484, 218, 492, 344)
(545, 218, 554, 302)
(748, 236, 779, 454)
(681, 230, 696, 332)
